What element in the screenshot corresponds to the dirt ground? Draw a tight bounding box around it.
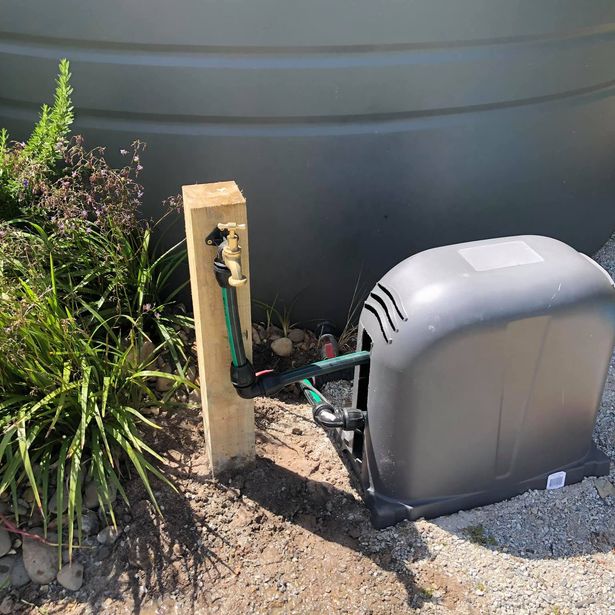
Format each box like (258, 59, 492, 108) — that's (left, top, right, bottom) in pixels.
(9, 377, 615, 615)
(12, 394, 475, 615)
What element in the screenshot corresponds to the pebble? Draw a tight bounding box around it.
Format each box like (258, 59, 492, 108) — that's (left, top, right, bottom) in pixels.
(57, 562, 84, 591)
(22, 530, 58, 584)
(288, 329, 305, 343)
(155, 365, 174, 392)
(252, 326, 262, 345)
(271, 337, 293, 357)
(81, 509, 100, 536)
(594, 476, 615, 499)
(142, 406, 161, 417)
(97, 526, 120, 545)
(186, 365, 199, 384)
(0, 596, 14, 615)
(266, 326, 283, 341)
(0, 528, 10, 557)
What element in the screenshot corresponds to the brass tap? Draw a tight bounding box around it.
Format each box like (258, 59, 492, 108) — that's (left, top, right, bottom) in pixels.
(218, 222, 247, 287)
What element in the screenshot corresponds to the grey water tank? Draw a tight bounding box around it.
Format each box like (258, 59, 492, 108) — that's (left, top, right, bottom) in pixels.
(351, 235, 614, 527)
(1, 2, 615, 322)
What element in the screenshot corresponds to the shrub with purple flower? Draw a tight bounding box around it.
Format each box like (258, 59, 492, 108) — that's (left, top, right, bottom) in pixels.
(0, 60, 193, 552)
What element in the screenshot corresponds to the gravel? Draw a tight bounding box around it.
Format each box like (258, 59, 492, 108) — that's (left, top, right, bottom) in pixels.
(322, 380, 353, 407)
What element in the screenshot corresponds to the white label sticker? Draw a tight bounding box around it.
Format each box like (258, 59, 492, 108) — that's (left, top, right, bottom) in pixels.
(546, 471, 566, 490)
(459, 241, 544, 272)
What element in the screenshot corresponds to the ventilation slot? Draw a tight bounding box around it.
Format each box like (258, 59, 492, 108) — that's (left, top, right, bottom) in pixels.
(377, 283, 408, 321)
(364, 303, 392, 344)
(370, 291, 398, 332)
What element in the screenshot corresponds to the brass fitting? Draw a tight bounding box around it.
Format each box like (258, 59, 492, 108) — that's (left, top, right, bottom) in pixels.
(218, 222, 247, 287)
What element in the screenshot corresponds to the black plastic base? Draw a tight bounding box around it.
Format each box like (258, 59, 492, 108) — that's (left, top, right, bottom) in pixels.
(363, 444, 611, 529)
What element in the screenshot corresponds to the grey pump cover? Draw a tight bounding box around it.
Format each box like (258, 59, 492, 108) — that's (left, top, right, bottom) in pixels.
(349, 236, 614, 528)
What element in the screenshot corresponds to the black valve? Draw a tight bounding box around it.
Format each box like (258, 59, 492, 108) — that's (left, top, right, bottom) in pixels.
(342, 408, 365, 430)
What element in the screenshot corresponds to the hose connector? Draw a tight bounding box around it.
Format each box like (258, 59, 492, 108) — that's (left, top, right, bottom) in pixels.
(312, 403, 365, 431)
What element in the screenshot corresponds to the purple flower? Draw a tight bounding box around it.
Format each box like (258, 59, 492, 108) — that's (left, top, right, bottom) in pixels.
(22, 179, 29, 188)
(142, 303, 152, 312)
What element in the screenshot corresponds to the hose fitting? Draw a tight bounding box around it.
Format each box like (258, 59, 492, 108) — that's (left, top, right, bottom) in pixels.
(312, 401, 365, 431)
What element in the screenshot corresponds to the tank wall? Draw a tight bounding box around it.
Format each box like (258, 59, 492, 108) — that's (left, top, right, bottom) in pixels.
(1, 1, 615, 321)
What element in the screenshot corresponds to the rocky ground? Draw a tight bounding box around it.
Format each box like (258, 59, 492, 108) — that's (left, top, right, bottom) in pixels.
(0, 237, 614, 614)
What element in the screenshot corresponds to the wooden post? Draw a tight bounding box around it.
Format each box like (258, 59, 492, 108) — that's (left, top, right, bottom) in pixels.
(182, 181, 255, 474)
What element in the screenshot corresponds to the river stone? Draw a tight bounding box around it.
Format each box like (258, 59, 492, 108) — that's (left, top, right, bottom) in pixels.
(56, 562, 84, 591)
(22, 530, 58, 584)
(138, 340, 155, 367)
(266, 325, 283, 341)
(127, 339, 155, 368)
(81, 510, 100, 536)
(271, 337, 293, 357)
(288, 328, 305, 343)
(155, 365, 174, 392)
(11, 554, 30, 587)
(0, 555, 13, 588)
(84, 480, 116, 509)
(83, 482, 99, 509)
(97, 526, 119, 545)
(0, 529, 10, 558)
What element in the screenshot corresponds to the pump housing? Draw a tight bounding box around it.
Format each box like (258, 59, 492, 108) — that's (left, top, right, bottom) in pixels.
(342, 235, 615, 528)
